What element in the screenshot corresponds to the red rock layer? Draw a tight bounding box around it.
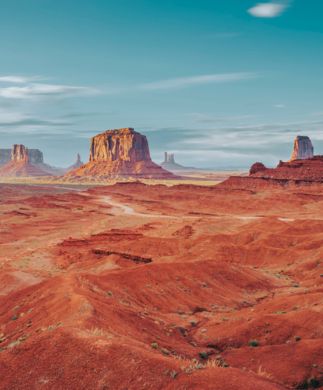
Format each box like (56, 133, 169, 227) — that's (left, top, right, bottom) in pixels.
(251, 156, 323, 182)
(220, 156, 323, 190)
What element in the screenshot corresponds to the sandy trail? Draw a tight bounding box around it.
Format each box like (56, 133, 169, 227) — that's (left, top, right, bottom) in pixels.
(100, 195, 297, 222)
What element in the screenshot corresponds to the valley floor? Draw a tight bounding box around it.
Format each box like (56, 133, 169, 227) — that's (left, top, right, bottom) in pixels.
(0, 182, 322, 389)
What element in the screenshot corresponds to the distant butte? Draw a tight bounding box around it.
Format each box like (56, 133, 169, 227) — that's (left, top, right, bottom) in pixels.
(160, 152, 196, 172)
(290, 135, 314, 161)
(0, 144, 50, 177)
(66, 128, 176, 180)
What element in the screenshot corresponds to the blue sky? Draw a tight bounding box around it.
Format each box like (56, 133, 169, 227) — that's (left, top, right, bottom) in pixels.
(0, 0, 323, 168)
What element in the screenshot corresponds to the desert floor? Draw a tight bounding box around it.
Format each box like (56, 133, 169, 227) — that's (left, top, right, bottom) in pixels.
(0, 182, 322, 389)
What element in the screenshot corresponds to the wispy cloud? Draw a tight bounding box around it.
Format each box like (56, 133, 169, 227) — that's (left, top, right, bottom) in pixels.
(248, 1, 290, 18)
(0, 76, 37, 84)
(138, 73, 259, 91)
(0, 76, 99, 99)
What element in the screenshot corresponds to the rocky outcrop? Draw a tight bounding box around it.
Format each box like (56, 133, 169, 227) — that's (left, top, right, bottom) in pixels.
(164, 152, 175, 164)
(66, 153, 84, 172)
(222, 136, 323, 188)
(0, 147, 43, 165)
(0, 145, 50, 177)
(249, 162, 267, 175)
(67, 128, 176, 180)
(228, 157, 323, 188)
(12, 144, 29, 162)
(247, 157, 323, 182)
(290, 136, 314, 161)
(89, 128, 151, 163)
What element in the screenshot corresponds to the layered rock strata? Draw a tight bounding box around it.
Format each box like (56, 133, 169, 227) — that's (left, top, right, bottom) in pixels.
(67, 128, 175, 179)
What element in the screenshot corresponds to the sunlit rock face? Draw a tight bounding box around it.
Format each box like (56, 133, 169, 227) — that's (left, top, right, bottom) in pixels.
(90, 128, 151, 163)
(11, 145, 29, 162)
(290, 136, 314, 161)
(67, 128, 176, 179)
(8, 145, 44, 164)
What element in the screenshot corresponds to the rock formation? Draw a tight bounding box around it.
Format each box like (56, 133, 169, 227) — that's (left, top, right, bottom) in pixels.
(0, 145, 50, 177)
(66, 153, 84, 172)
(11, 144, 29, 162)
(89, 128, 152, 163)
(222, 136, 323, 188)
(249, 162, 267, 175)
(0, 147, 43, 165)
(164, 152, 175, 164)
(66, 128, 176, 180)
(290, 135, 314, 161)
(160, 152, 196, 172)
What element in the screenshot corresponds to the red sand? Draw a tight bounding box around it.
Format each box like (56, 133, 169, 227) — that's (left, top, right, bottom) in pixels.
(0, 182, 322, 389)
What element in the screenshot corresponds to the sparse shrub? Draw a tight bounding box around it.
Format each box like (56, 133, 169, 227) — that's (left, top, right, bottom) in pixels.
(169, 370, 178, 379)
(248, 339, 259, 347)
(198, 351, 209, 360)
(295, 336, 301, 342)
(296, 377, 321, 389)
(151, 342, 159, 350)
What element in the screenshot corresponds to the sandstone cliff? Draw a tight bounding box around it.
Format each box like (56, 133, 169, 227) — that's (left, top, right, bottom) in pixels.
(0, 145, 50, 177)
(67, 128, 175, 180)
(290, 135, 314, 161)
(11, 144, 29, 162)
(0, 147, 43, 165)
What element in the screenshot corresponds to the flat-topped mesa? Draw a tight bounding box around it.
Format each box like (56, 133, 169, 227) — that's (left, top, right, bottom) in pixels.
(67, 127, 176, 180)
(290, 135, 314, 161)
(90, 128, 151, 163)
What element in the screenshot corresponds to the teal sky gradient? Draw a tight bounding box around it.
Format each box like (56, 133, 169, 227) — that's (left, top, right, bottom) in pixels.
(0, 0, 323, 168)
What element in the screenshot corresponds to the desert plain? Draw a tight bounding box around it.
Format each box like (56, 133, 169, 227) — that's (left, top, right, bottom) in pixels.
(0, 180, 322, 389)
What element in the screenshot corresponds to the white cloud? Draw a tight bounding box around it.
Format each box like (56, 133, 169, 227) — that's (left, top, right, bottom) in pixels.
(0, 77, 99, 99)
(0, 76, 36, 84)
(248, 2, 289, 18)
(138, 72, 258, 91)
